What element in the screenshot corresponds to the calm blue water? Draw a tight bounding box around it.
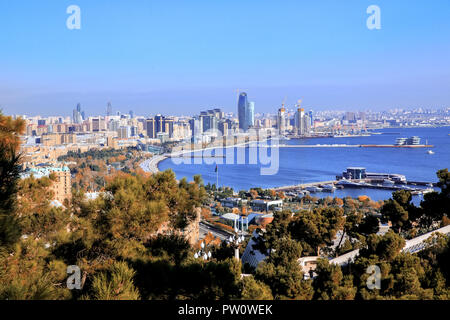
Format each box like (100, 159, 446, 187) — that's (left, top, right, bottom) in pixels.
(159, 127, 450, 201)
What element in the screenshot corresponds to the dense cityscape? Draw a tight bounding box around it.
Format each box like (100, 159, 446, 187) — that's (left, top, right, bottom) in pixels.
(1, 92, 449, 302)
(1, 2, 450, 315)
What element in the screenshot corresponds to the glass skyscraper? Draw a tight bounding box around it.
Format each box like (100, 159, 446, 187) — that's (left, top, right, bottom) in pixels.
(238, 92, 248, 131)
(238, 92, 254, 131)
(247, 101, 255, 129)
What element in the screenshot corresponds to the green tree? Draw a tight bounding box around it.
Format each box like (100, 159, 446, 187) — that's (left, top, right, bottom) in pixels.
(312, 259, 356, 300)
(82, 261, 140, 300)
(255, 237, 312, 299)
(240, 276, 274, 300)
(0, 112, 25, 249)
(290, 207, 344, 256)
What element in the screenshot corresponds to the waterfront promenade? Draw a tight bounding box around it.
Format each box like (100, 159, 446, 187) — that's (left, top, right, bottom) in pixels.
(272, 181, 337, 191)
(140, 155, 168, 174)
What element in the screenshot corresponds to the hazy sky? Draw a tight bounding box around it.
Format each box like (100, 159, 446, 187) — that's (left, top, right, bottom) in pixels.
(1, 0, 450, 116)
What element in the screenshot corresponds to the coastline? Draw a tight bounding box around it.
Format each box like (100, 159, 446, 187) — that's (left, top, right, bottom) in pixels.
(139, 137, 270, 174)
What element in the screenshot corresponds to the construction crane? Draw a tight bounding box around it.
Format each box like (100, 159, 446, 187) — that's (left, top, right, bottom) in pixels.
(281, 96, 287, 109)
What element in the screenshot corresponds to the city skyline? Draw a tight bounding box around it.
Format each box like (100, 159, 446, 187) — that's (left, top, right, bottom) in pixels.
(1, 0, 450, 116)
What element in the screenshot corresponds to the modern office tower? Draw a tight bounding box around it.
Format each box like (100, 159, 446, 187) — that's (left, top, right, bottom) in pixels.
(262, 118, 272, 128)
(219, 120, 229, 136)
(309, 110, 314, 127)
(247, 101, 255, 129)
(38, 120, 46, 126)
(81, 111, 85, 121)
(345, 112, 357, 123)
(358, 112, 366, 122)
(146, 118, 156, 138)
(295, 108, 312, 136)
(72, 103, 83, 124)
(189, 118, 202, 142)
(154, 114, 165, 133)
(164, 117, 174, 138)
(130, 126, 138, 137)
(213, 108, 224, 119)
(198, 109, 222, 133)
(108, 119, 119, 132)
(303, 112, 311, 134)
(92, 118, 100, 132)
(117, 126, 131, 139)
(107, 102, 113, 116)
(199, 111, 211, 132)
(296, 108, 305, 135)
(277, 107, 287, 135)
(238, 92, 249, 131)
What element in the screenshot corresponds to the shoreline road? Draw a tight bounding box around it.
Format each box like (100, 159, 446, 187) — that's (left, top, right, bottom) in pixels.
(140, 155, 167, 174)
(199, 221, 235, 241)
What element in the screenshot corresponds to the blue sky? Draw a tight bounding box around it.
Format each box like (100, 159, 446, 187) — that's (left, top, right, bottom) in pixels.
(1, 0, 450, 116)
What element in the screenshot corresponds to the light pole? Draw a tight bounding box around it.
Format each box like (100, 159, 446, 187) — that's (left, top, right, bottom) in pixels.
(194, 241, 212, 261)
(227, 218, 246, 260)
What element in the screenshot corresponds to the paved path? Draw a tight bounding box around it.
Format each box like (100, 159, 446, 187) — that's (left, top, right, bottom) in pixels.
(329, 224, 450, 266)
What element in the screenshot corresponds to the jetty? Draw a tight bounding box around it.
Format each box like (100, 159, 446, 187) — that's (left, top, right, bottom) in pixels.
(262, 144, 434, 148)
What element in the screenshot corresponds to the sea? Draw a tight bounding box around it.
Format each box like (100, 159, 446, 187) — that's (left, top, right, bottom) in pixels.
(158, 127, 450, 202)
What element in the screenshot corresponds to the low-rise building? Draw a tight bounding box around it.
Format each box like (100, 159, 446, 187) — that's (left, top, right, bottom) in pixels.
(21, 165, 72, 204)
(250, 199, 283, 212)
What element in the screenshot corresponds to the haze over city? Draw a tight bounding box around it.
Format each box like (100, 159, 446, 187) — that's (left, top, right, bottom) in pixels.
(1, 0, 450, 116)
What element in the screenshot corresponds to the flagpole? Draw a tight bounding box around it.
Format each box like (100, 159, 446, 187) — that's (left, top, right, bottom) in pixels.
(216, 164, 219, 190)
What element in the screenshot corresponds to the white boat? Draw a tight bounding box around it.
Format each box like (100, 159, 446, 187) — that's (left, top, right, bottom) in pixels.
(427, 150, 435, 154)
(383, 179, 395, 185)
(322, 184, 336, 192)
(336, 180, 364, 188)
(305, 186, 323, 193)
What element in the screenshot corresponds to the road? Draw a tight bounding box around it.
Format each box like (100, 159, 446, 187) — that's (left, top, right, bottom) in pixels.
(199, 222, 234, 241)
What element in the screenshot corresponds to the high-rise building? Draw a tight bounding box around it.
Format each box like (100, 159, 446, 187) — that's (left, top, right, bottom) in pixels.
(117, 126, 131, 139)
(295, 108, 311, 136)
(146, 118, 156, 138)
(189, 118, 202, 142)
(277, 107, 286, 135)
(164, 118, 174, 138)
(199, 109, 222, 133)
(146, 115, 174, 138)
(344, 112, 356, 123)
(247, 102, 255, 129)
(92, 118, 100, 132)
(154, 114, 165, 133)
(72, 103, 83, 124)
(219, 121, 228, 136)
(107, 102, 113, 116)
(295, 108, 304, 135)
(238, 92, 249, 131)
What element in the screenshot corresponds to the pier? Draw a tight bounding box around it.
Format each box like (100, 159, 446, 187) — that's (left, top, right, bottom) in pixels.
(273, 179, 435, 194)
(262, 144, 434, 148)
(273, 181, 337, 191)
